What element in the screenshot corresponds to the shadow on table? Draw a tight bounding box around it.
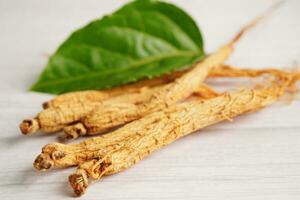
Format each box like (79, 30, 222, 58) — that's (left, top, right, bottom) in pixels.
(1, 130, 59, 148)
(18, 165, 75, 197)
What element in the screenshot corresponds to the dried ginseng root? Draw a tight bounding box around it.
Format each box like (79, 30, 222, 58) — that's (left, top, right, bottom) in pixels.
(34, 71, 299, 196)
(19, 83, 218, 135)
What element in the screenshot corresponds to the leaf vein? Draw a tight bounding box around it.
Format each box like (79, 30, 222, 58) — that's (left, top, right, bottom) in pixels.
(35, 51, 200, 89)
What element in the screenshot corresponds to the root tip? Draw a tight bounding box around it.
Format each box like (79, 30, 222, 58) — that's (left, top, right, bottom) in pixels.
(69, 170, 89, 197)
(20, 119, 40, 135)
(33, 154, 54, 171)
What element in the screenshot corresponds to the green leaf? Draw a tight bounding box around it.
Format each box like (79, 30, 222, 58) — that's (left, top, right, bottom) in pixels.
(31, 0, 205, 94)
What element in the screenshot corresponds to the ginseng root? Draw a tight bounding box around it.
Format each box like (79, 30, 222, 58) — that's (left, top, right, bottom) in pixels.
(20, 84, 218, 135)
(34, 71, 298, 196)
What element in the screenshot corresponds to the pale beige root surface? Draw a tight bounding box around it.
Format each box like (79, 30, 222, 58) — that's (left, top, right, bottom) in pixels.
(42, 90, 111, 109)
(33, 72, 298, 196)
(192, 83, 220, 98)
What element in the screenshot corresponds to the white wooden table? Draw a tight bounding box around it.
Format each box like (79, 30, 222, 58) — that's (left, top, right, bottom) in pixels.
(1, 0, 300, 199)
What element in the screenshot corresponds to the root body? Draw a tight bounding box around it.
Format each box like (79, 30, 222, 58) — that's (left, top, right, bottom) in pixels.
(34, 72, 298, 196)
